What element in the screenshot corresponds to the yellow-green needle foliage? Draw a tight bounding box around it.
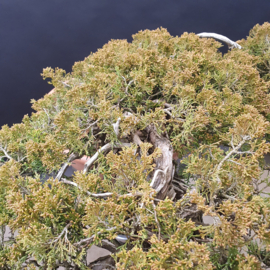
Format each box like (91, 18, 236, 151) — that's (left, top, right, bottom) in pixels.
(1, 23, 270, 269)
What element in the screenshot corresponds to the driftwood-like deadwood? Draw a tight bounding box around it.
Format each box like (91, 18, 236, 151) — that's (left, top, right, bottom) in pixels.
(146, 124, 175, 200)
(197, 32, 242, 49)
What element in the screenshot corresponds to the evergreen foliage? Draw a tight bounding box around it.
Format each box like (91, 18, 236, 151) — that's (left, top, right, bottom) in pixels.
(0, 22, 270, 269)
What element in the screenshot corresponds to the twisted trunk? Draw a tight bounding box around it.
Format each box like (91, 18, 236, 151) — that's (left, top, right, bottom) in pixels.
(146, 125, 175, 200)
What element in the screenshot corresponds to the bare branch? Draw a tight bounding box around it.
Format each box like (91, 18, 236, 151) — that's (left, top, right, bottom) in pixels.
(51, 223, 71, 244)
(112, 117, 121, 137)
(74, 227, 117, 247)
(61, 178, 143, 198)
(230, 134, 235, 149)
(228, 159, 243, 167)
(214, 135, 251, 183)
(164, 108, 173, 117)
(197, 32, 242, 49)
(81, 119, 99, 132)
(220, 193, 236, 201)
(121, 76, 134, 94)
(60, 178, 113, 197)
(132, 131, 143, 146)
(235, 150, 254, 155)
(146, 124, 174, 199)
(61, 81, 71, 88)
(17, 155, 27, 163)
(0, 145, 13, 160)
(118, 77, 134, 105)
(55, 153, 78, 181)
(152, 201, 161, 240)
(43, 108, 51, 125)
(83, 142, 131, 174)
(150, 167, 168, 193)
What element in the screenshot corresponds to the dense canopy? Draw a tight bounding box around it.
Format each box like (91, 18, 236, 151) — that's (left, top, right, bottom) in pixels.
(1, 22, 270, 269)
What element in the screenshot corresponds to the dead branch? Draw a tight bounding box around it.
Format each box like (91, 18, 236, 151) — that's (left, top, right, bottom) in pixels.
(132, 131, 143, 146)
(51, 223, 71, 244)
(214, 135, 251, 183)
(81, 119, 99, 132)
(60, 178, 113, 197)
(112, 117, 121, 137)
(0, 145, 13, 160)
(121, 76, 134, 94)
(146, 124, 175, 199)
(60, 178, 143, 198)
(152, 201, 161, 240)
(55, 153, 79, 181)
(83, 142, 131, 174)
(74, 227, 117, 247)
(197, 32, 242, 49)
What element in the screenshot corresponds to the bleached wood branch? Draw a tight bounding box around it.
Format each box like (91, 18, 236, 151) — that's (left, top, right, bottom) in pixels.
(197, 32, 241, 49)
(112, 117, 121, 137)
(55, 153, 78, 181)
(0, 145, 13, 160)
(132, 131, 143, 146)
(83, 142, 131, 174)
(150, 167, 168, 193)
(81, 119, 99, 132)
(152, 201, 161, 240)
(61, 178, 113, 197)
(121, 76, 134, 94)
(51, 223, 71, 244)
(214, 135, 251, 183)
(74, 226, 117, 247)
(146, 124, 174, 199)
(61, 177, 143, 198)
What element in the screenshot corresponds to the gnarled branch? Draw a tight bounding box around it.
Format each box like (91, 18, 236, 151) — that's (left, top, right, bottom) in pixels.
(146, 124, 175, 200)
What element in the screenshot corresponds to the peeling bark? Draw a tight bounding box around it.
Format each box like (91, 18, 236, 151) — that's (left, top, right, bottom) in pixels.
(146, 124, 175, 200)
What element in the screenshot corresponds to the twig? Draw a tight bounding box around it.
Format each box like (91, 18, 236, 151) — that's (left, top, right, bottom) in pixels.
(224, 181, 237, 193)
(164, 108, 172, 117)
(197, 32, 242, 49)
(60, 178, 113, 197)
(83, 142, 131, 174)
(214, 135, 251, 183)
(74, 227, 116, 247)
(220, 193, 236, 201)
(55, 153, 78, 181)
(121, 76, 134, 94)
(228, 159, 243, 167)
(43, 108, 51, 125)
(51, 223, 71, 244)
(193, 238, 213, 243)
(118, 77, 134, 105)
(112, 118, 121, 137)
(235, 150, 254, 155)
(149, 91, 163, 99)
(17, 155, 27, 163)
(61, 81, 71, 88)
(209, 148, 215, 160)
(61, 178, 143, 198)
(0, 145, 13, 160)
(81, 119, 99, 132)
(163, 107, 185, 122)
(152, 202, 161, 240)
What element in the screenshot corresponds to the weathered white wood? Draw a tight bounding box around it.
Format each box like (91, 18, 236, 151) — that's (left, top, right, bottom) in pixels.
(197, 32, 241, 49)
